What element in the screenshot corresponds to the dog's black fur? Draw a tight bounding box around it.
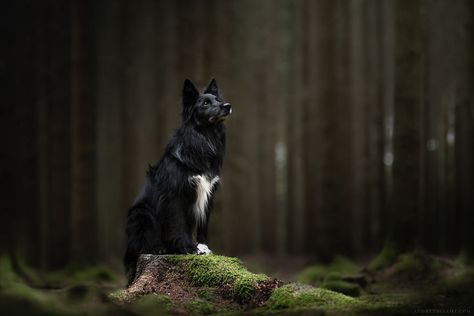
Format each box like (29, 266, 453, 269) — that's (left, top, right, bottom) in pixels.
(124, 78, 231, 284)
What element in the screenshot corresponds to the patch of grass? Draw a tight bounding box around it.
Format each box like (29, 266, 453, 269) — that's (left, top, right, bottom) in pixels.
(266, 283, 361, 311)
(185, 299, 215, 315)
(169, 254, 268, 302)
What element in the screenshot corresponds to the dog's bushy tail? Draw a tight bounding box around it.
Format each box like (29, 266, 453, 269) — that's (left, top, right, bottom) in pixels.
(123, 205, 157, 286)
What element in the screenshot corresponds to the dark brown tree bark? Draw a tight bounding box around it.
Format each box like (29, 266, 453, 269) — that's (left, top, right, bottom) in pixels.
(95, 0, 126, 263)
(349, 0, 368, 257)
(41, 1, 74, 269)
(302, 0, 329, 259)
(453, 1, 474, 261)
(286, 0, 305, 255)
(389, 0, 423, 252)
(70, 0, 98, 263)
(1, 1, 42, 265)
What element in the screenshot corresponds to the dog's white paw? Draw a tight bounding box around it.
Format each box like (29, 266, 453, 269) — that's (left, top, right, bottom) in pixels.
(196, 243, 212, 255)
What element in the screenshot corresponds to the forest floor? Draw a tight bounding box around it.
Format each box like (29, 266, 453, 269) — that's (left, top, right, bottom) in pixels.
(0, 250, 473, 315)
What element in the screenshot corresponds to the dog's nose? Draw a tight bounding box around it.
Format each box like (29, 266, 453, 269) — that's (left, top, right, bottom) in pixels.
(222, 102, 231, 109)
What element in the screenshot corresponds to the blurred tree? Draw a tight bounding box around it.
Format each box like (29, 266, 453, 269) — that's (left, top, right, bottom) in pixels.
(389, 0, 422, 252)
(2, 0, 474, 268)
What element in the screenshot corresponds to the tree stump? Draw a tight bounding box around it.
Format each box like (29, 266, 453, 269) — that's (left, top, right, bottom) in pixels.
(121, 254, 282, 309)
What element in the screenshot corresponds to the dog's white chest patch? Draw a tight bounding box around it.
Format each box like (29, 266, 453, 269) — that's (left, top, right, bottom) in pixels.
(189, 175, 219, 225)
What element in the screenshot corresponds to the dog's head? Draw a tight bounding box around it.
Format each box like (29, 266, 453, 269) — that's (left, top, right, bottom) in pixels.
(181, 78, 232, 126)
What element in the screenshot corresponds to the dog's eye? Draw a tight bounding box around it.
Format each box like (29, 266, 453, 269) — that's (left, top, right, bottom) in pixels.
(203, 99, 210, 106)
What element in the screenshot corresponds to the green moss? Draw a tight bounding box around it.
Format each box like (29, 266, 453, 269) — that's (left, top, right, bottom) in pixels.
(322, 280, 360, 297)
(329, 256, 359, 274)
(0, 256, 17, 287)
(266, 283, 361, 311)
(266, 286, 421, 315)
(457, 250, 474, 266)
(43, 264, 118, 287)
(297, 256, 359, 286)
(323, 271, 342, 282)
(441, 263, 474, 294)
(369, 244, 400, 270)
(169, 254, 268, 302)
(0, 256, 73, 316)
(131, 294, 171, 315)
(69, 265, 117, 282)
(108, 289, 135, 303)
(296, 265, 326, 284)
(358, 292, 422, 313)
(391, 252, 425, 276)
(185, 299, 215, 315)
(197, 288, 218, 301)
(321, 273, 360, 297)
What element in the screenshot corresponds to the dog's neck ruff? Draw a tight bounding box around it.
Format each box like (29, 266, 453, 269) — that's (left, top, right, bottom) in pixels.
(189, 175, 219, 225)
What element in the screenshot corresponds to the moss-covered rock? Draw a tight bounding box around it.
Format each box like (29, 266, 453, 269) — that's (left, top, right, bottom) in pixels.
(296, 256, 363, 297)
(169, 254, 269, 302)
(391, 252, 425, 276)
(322, 280, 360, 297)
(296, 265, 327, 285)
(297, 256, 359, 286)
(376, 250, 450, 284)
(266, 283, 361, 311)
(368, 244, 400, 271)
(316, 272, 360, 296)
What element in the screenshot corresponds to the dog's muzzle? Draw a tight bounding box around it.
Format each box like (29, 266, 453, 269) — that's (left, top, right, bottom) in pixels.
(221, 102, 232, 116)
(209, 103, 232, 123)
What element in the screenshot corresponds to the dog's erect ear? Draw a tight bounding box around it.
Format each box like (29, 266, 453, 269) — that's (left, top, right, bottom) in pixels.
(204, 78, 219, 96)
(183, 79, 199, 106)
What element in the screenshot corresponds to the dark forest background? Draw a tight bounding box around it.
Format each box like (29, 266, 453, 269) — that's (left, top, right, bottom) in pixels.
(1, 0, 473, 272)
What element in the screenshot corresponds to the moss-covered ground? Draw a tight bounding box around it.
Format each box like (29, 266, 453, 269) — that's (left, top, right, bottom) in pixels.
(1, 252, 473, 315)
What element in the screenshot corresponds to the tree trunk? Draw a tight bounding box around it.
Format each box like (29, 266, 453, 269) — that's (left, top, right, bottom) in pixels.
(389, 0, 423, 252)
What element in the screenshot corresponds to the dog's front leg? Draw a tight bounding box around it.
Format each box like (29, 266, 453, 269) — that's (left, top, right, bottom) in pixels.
(196, 219, 212, 255)
(164, 201, 197, 254)
(169, 223, 196, 254)
(174, 236, 196, 254)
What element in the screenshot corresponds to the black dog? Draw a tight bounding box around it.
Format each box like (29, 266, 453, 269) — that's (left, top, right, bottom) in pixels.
(124, 78, 231, 284)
